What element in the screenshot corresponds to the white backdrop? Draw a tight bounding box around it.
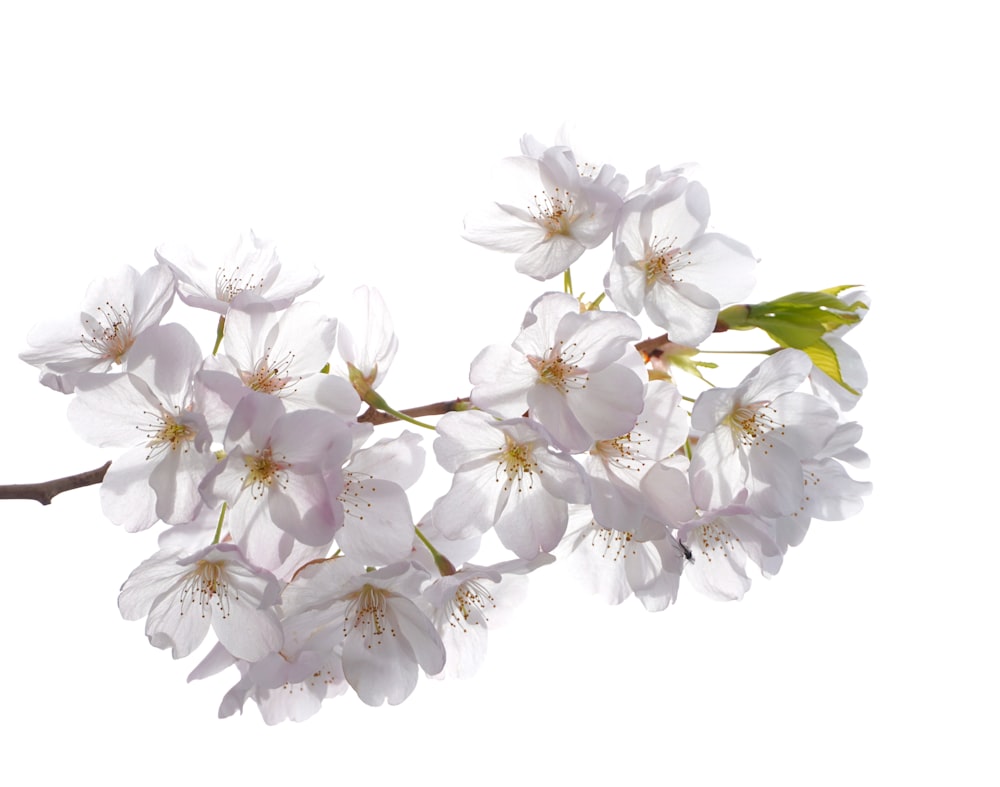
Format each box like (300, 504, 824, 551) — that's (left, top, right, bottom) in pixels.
(2, 2, 995, 784)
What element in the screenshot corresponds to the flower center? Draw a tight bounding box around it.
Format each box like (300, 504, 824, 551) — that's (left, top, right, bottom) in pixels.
(81, 301, 134, 363)
(728, 400, 785, 450)
(591, 433, 645, 474)
(240, 349, 299, 395)
(178, 560, 233, 619)
(526, 341, 588, 394)
(242, 447, 290, 499)
(643, 235, 690, 287)
(497, 434, 540, 493)
(529, 187, 577, 238)
(216, 265, 265, 303)
(689, 520, 740, 562)
(447, 579, 496, 632)
(140, 407, 197, 459)
(344, 584, 394, 646)
(587, 522, 637, 561)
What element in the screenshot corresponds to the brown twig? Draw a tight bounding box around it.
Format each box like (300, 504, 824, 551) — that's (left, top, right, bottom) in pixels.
(0, 461, 111, 505)
(358, 397, 471, 426)
(4, 319, 736, 503)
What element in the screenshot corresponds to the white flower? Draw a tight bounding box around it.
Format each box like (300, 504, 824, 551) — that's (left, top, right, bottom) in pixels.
(583, 379, 689, 532)
(200, 392, 353, 563)
(431, 412, 589, 558)
(155, 230, 322, 314)
(463, 140, 626, 280)
(470, 292, 646, 451)
(329, 286, 399, 391)
(20, 264, 175, 392)
(283, 558, 446, 707)
(420, 554, 552, 679)
(118, 543, 283, 661)
(68, 323, 214, 531)
(689, 349, 839, 516)
(606, 176, 756, 346)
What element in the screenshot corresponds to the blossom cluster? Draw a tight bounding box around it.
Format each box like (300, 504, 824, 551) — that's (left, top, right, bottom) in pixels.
(20, 136, 870, 724)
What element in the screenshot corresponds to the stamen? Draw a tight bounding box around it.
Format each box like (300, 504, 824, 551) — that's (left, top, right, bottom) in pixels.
(80, 301, 135, 363)
(496, 434, 540, 493)
(343, 585, 395, 647)
(241, 447, 291, 500)
(178, 560, 235, 619)
(526, 340, 588, 394)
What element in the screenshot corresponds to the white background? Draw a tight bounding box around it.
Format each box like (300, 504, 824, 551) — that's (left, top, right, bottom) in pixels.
(1, 2, 995, 784)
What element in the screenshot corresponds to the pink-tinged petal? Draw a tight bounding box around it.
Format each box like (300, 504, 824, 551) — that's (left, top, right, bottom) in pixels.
(101, 447, 159, 532)
(145, 586, 213, 659)
(463, 203, 550, 253)
(342, 619, 419, 706)
(534, 450, 589, 504)
(68, 373, 153, 447)
(470, 345, 534, 417)
(335, 286, 398, 387)
(518, 292, 579, 344)
(118, 552, 186, 620)
(606, 251, 647, 314)
(391, 598, 446, 676)
(494, 483, 567, 557)
(125, 323, 203, 400)
(626, 541, 682, 612)
(213, 600, 283, 662)
(770, 392, 839, 457)
(588, 470, 645, 531)
(514, 232, 585, 280)
(682, 233, 757, 304)
(646, 178, 708, 249)
(267, 478, 337, 546)
(433, 411, 505, 472)
(644, 279, 720, 347)
(566, 363, 645, 443)
(690, 426, 749, 509)
(747, 441, 809, 517)
(740, 350, 812, 404)
(637, 380, 689, 460)
(554, 310, 642, 372)
(269, 409, 345, 465)
(307, 374, 362, 419)
(613, 198, 648, 257)
(348, 431, 424, 489)
(336, 479, 415, 565)
(528, 383, 591, 451)
(431, 467, 498, 539)
(150, 446, 214, 525)
(641, 464, 698, 527)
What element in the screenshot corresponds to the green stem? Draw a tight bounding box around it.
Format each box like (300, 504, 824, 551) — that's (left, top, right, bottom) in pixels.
(415, 526, 456, 576)
(563, 269, 573, 295)
(212, 315, 226, 356)
(212, 502, 228, 545)
(364, 390, 436, 430)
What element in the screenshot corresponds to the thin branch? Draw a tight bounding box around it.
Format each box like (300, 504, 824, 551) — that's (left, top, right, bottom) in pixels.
(358, 397, 471, 426)
(4, 317, 739, 503)
(0, 461, 111, 505)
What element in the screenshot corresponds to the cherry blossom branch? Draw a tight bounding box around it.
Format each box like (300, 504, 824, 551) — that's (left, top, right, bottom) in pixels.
(358, 397, 472, 426)
(0, 461, 111, 505)
(2, 324, 737, 502)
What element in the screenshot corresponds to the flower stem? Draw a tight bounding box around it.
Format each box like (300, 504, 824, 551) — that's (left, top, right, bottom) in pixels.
(415, 526, 456, 576)
(212, 502, 227, 545)
(212, 315, 226, 356)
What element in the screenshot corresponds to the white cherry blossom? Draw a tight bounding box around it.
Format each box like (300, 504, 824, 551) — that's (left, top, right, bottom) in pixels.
(463, 139, 626, 280)
(155, 230, 322, 314)
(606, 176, 756, 346)
(470, 291, 646, 451)
(118, 543, 283, 661)
(20, 264, 175, 392)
